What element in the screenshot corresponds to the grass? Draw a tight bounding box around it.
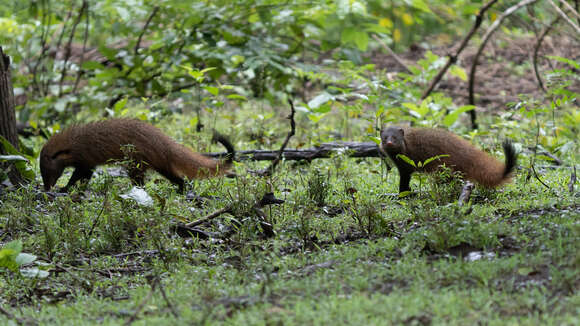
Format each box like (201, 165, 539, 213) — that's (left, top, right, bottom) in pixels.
(1, 101, 579, 325)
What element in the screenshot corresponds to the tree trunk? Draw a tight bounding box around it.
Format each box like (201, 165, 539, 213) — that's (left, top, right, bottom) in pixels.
(0, 46, 24, 186)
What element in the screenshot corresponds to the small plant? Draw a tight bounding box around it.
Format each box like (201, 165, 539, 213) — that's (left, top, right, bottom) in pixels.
(306, 170, 330, 207)
(0, 240, 48, 278)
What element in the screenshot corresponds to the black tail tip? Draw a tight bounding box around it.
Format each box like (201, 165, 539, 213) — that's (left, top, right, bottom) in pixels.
(502, 140, 517, 177)
(212, 131, 235, 162)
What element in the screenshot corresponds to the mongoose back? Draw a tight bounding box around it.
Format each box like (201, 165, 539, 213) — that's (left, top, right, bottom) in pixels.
(40, 118, 235, 192)
(380, 126, 517, 193)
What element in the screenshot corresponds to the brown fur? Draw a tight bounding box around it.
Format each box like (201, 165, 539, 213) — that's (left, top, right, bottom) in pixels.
(40, 118, 235, 192)
(380, 126, 517, 193)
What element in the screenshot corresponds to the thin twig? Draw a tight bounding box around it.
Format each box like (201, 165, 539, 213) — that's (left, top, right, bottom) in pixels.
(58, 0, 88, 97)
(558, 0, 580, 20)
(531, 164, 551, 189)
(256, 98, 296, 176)
(533, 17, 560, 93)
(135, 6, 160, 56)
(469, 0, 539, 113)
(72, 0, 90, 94)
(371, 34, 412, 74)
(422, 0, 499, 103)
(185, 206, 231, 228)
(548, 0, 580, 33)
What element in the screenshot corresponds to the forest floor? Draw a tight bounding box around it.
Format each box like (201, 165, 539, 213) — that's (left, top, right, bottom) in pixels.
(1, 33, 579, 325)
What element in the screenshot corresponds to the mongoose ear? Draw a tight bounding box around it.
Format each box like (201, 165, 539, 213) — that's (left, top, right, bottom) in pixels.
(398, 127, 404, 136)
(52, 150, 72, 161)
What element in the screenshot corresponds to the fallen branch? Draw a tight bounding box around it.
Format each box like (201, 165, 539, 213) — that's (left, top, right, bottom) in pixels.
(255, 98, 296, 176)
(206, 141, 381, 162)
(185, 206, 231, 228)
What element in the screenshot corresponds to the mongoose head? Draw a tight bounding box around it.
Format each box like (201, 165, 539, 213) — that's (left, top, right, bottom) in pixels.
(39, 145, 70, 191)
(380, 126, 405, 153)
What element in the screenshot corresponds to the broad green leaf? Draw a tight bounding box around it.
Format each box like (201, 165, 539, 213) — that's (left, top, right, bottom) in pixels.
(114, 97, 128, 112)
(449, 65, 467, 81)
(412, 0, 433, 13)
(546, 55, 579, 69)
(308, 92, 334, 108)
(396, 154, 416, 167)
(354, 31, 369, 51)
(442, 105, 475, 127)
(423, 154, 449, 166)
(204, 86, 219, 96)
(81, 61, 105, 70)
(227, 94, 247, 101)
(20, 268, 49, 278)
(15, 253, 36, 266)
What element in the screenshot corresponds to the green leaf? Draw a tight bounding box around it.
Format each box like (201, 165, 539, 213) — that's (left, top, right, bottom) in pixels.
(113, 97, 128, 112)
(203, 86, 219, 96)
(396, 154, 416, 167)
(15, 253, 36, 266)
(81, 61, 105, 70)
(423, 154, 449, 166)
(0, 240, 23, 272)
(20, 268, 49, 278)
(412, 0, 433, 13)
(449, 65, 467, 81)
(354, 31, 369, 51)
(546, 55, 579, 69)
(442, 105, 475, 127)
(227, 94, 247, 101)
(0, 155, 28, 162)
(308, 92, 334, 109)
(368, 136, 381, 145)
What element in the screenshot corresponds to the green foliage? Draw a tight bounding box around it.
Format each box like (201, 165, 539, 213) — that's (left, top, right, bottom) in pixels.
(0, 136, 36, 182)
(0, 240, 48, 278)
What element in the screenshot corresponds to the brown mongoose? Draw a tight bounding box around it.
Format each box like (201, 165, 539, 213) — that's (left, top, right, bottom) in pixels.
(40, 118, 235, 192)
(380, 126, 517, 193)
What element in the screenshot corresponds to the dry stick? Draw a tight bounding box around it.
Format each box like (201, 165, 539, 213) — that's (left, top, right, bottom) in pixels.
(371, 34, 413, 74)
(256, 98, 296, 176)
(533, 17, 560, 93)
(422, 0, 499, 103)
(558, 0, 580, 20)
(568, 166, 577, 193)
(468, 0, 539, 121)
(58, 0, 88, 97)
(458, 181, 474, 206)
(548, 0, 580, 33)
(185, 206, 231, 228)
(205, 141, 382, 161)
(72, 1, 90, 94)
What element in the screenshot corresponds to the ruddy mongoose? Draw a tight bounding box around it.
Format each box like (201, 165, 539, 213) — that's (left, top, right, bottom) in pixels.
(380, 126, 517, 193)
(40, 119, 235, 192)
